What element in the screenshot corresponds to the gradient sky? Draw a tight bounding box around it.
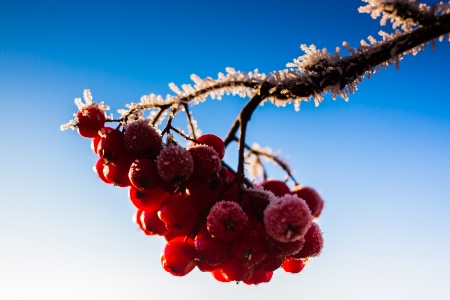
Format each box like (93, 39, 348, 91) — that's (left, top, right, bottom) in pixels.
(1, 1, 450, 299)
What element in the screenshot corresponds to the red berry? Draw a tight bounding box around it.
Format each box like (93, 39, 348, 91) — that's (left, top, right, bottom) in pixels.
(163, 230, 181, 242)
(194, 235, 230, 266)
(291, 186, 324, 218)
(243, 269, 273, 285)
(293, 222, 324, 259)
(140, 209, 168, 236)
(128, 186, 168, 212)
(188, 145, 222, 180)
(231, 232, 267, 269)
(93, 158, 113, 184)
(281, 257, 305, 273)
(124, 120, 162, 158)
(128, 158, 163, 191)
(196, 134, 225, 159)
(98, 128, 129, 164)
(156, 145, 194, 184)
(133, 209, 146, 232)
(161, 237, 196, 276)
(207, 201, 248, 242)
(158, 194, 198, 235)
(103, 159, 132, 187)
(91, 127, 113, 154)
(185, 173, 223, 210)
(263, 194, 312, 243)
(196, 260, 219, 272)
(76, 103, 106, 138)
(211, 268, 230, 282)
(220, 258, 254, 282)
(255, 251, 285, 272)
(261, 179, 291, 197)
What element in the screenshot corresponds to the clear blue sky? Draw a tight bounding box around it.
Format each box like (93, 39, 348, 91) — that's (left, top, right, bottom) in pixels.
(1, 1, 449, 299)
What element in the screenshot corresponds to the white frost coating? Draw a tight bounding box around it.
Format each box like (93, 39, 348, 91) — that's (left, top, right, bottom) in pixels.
(60, 90, 109, 131)
(359, 0, 450, 32)
(243, 186, 277, 203)
(359, 0, 420, 31)
(83, 89, 93, 104)
(247, 143, 292, 182)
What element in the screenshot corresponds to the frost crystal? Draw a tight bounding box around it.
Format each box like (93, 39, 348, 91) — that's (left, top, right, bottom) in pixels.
(60, 90, 109, 131)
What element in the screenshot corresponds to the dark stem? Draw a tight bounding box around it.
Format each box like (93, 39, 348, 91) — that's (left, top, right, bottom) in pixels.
(183, 103, 197, 140)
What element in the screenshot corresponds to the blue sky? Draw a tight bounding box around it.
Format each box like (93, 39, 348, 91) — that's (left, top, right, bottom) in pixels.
(1, 0, 450, 299)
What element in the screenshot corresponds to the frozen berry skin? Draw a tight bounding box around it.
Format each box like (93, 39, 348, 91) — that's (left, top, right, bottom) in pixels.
(161, 237, 196, 277)
(76, 103, 106, 138)
(195, 134, 225, 159)
(291, 186, 324, 218)
(263, 194, 312, 243)
(261, 180, 291, 197)
(207, 201, 248, 242)
(188, 145, 222, 180)
(156, 145, 194, 184)
(293, 222, 324, 259)
(124, 119, 162, 158)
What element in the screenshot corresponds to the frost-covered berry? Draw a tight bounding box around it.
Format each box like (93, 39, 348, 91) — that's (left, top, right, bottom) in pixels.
(188, 145, 222, 180)
(76, 103, 106, 138)
(291, 186, 324, 218)
(207, 201, 248, 242)
(124, 119, 162, 158)
(156, 145, 194, 184)
(196, 134, 225, 159)
(293, 222, 323, 259)
(263, 194, 312, 243)
(261, 180, 291, 197)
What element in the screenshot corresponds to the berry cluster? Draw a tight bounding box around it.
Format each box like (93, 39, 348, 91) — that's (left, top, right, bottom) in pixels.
(75, 102, 324, 284)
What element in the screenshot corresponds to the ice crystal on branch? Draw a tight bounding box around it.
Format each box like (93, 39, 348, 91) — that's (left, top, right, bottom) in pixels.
(359, 0, 450, 31)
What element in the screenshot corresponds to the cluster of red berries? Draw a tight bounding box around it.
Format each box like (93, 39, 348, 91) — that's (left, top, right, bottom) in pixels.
(75, 102, 324, 285)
